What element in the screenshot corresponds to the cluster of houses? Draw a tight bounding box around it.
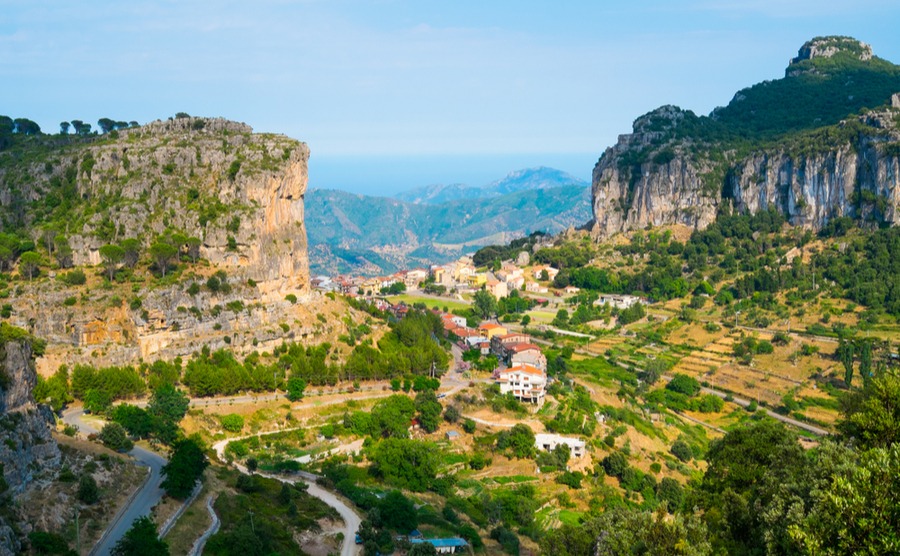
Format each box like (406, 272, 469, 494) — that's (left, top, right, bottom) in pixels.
(311, 255, 566, 300)
(438, 315, 549, 406)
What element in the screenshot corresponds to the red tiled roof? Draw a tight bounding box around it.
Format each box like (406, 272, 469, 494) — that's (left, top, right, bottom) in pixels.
(508, 343, 541, 353)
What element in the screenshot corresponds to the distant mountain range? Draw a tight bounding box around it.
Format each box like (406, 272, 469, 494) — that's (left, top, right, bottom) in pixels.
(306, 167, 590, 276)
(393, 166, 588, 205)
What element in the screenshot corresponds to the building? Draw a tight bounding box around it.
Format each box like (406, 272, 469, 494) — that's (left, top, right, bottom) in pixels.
(478, 323, 508, 339)
(410, 538, 468, 554)
(490, 332, 531, 357)
(534, 433, 586, 458)
(497, 364, 546, 404)
(442, 314, 468, 328)
(564, 286, 581, 295)
(532, 265, 559, 280)
(593, 294, 647, 310)
(404, 268, 429, 289)
(486, 279, 509, 299)
(507, 343, 547, 371)
(525, 281, 549, 294)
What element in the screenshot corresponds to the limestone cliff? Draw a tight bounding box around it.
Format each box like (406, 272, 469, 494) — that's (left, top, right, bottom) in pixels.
(589, 37, 900, 238)
(0, 116, 310, 293)
(0, 329, 60, 555)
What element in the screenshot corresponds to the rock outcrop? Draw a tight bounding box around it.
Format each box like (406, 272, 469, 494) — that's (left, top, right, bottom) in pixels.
(0, 330, 60, 555)
(589, 38, 900, 239)
(1, 116, 310, 294)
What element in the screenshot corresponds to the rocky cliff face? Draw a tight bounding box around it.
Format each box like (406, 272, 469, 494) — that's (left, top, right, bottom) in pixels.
(0, 332, 60, 555)
(590, 106, 721, 237)
(727, 122, 900, 229)
(589, 38, 900, 239)
(1, 116, 310, 294)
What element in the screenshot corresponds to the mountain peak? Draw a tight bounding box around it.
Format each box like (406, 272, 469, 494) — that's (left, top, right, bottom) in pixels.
(787, 36, 875, 76)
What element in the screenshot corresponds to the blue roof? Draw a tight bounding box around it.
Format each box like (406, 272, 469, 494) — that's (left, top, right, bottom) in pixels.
(411, 538, 468, 548)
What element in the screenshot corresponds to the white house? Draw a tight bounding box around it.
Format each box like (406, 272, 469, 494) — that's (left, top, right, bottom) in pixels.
(593, 294, 647, 310)
(534, 433, 586, 459)
(497, 364, 546, 405)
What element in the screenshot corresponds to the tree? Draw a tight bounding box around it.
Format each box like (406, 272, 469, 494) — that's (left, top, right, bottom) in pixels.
(498, 424, 535, 458)
(839, 373, 900, 450)
(99, 244, 125, 280)
(589, 507, 711, 556)
(148, 383, 189, 444)
(789, 444, 900, 554)
(415, 389, 443, 433)
(111, 404, 154, 438)
(99, 423, 134, 452)
(602, 451, 628, 478)
(18, 251, 41, 280)
(53, 235, 73, 268)
(120, 238, 142, 268)
(98, 118, 117, 134)
(77, 474, 99, 504)
(443, 405, 460, 423)
(112, 516, 170, 556)
(59, 121, 70, 135)
(370, 395, 416, 438)
(149, 242, 177, 276)
(473, 289, 498, 320)
(380, 490, 418, 532)
(666, 373, 701, 397)
(836, 338, 855, 387)
(286, 376, 306, 401)
(370, 438, 439, 491)
(671, 439, 693, 462)
(699, 420, 805, 554)
(186, 236, 202, 263)
(161, 437, 208, 499)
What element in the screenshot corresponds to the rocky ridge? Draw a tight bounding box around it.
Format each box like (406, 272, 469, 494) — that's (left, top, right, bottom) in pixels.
(589, 37, 900, 239)
(0, 330, 60, 555)
(1, 116, 310, 295)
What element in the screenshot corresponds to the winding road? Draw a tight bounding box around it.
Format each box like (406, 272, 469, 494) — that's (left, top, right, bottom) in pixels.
(212, 434, 362, 556)
(61, 408, 167, 556)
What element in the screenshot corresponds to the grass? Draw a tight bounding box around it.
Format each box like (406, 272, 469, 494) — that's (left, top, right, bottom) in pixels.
(558, 509, 584, 526)
(391, 293, 471, 312)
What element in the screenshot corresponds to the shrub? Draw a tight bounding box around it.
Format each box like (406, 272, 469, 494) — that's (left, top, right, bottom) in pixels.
(670, 439, 693, 462)
(99, 422, 134, 452)
(77, 474, 99, 504)
(219, 413, 244, 433)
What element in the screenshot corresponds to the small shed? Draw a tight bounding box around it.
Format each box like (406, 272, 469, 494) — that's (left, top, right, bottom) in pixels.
(445, 430, 460, 441)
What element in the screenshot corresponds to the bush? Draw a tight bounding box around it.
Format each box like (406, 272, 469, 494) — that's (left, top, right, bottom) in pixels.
(98, 423, 134, 452)
(462, 418, 476, 434)
(556, 471, 584, 489)
(77, 474, 99, 504)
(602, 451, 628, 478)
(666, 374, 701, 397)
(670, 439, 693, 462)
(219, 413, 245, 433)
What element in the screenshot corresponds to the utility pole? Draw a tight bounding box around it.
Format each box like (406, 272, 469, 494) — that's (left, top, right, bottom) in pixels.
(249, 509, 255, 533)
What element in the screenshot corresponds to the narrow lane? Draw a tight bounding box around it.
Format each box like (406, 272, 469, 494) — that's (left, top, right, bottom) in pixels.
(61, 408, 167, 556)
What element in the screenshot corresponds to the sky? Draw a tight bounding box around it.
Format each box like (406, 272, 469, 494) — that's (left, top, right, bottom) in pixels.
(3, 0, 900, 194)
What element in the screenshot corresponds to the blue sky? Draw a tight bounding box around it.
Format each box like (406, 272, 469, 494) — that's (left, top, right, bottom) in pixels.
(3, 1, 900, 193)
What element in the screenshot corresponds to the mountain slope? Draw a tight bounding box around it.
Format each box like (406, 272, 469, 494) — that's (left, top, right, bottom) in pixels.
(394, 166, 588, 205)
(307, 182, 590, 275)
(589, 36, 900, 238)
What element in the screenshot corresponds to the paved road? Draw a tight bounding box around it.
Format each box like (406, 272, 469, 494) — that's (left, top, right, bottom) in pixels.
(62, 408, 167, 556)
